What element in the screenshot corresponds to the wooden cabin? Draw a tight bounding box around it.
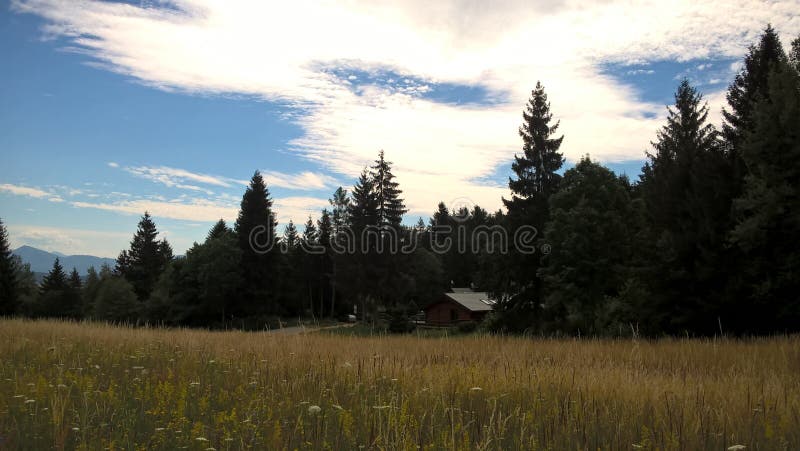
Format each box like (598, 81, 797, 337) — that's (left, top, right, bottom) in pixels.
(424, 289, 494, 326)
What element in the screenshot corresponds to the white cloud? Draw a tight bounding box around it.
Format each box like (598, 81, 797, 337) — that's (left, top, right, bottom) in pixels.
(0, 183, 63, 202)
(262, 171, 338, 191)
(117, 164, 335, 192)
(11, 0, 800, 214)
(107, 161, 119, 168)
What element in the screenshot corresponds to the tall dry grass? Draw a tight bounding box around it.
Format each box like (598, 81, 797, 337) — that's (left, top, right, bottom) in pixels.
(1, 318, 798, 450)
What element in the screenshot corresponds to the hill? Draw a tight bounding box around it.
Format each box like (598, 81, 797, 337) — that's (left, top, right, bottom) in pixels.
(12, 245, 116, 274)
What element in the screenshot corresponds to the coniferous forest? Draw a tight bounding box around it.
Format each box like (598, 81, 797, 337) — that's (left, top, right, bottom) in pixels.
(1, 26, 799, 336)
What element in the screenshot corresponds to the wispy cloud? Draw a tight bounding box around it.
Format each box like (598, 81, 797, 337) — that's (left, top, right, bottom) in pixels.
(0, 183, 63, 202)
(262, 171, 338, 191)
(11, 0, 800, 215)
(116, 164, 335, 192)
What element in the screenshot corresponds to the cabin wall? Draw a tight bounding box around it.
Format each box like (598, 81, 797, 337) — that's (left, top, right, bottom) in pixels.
(425, 302, 472, 326)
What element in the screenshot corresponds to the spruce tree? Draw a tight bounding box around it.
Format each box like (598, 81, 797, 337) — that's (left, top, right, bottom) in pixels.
(207, 219, 230, 241)
(234, 171, 278, 316)
(497, 81, 565, 332)
(370, 151, 407, 229)
(505, 81, 565, 207)
(0, 218, 17, 315)
(116, 212, 172, 302)
(40, 257, 67, 294)
(639, 80, 727, 334)
(38, 258, 69, 317)
(731, 58, 800, 332)
(348, 169, 379, 236)
(66, 267, 83, 319)
(83, 266, 100, 318)
(723, 25, 787, 180)
(329, 187, 351, 236)
(283, 220, 299, 249)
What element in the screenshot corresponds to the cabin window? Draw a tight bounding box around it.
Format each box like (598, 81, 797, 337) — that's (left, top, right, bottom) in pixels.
(450, 309, 457, 321)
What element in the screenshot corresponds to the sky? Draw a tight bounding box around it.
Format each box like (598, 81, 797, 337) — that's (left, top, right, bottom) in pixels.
(1, 0, 798, 258)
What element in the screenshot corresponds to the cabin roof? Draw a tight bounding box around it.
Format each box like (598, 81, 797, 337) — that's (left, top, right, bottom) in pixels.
(440, 292, 495, 312)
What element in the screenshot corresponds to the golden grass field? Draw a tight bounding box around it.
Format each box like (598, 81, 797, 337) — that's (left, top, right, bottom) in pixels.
(1, 319, 798, 450)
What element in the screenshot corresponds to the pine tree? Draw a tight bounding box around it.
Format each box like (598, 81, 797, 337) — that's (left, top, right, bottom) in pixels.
(639, 80, 727, 334)
(207, 219, 230, 241)
(329, 187, 351, 236)
(731, 58, 800, 332)
(495, 81, 565, 333)
(370, 150, 407, 229)
(116, 212, 172, 302)
(348, 169, 379, 236)
(0, 218, 17, 315)
(283, 220, 299, 249)
(723, 25, 787, 180)
(65, 267, 83, 319)
(505, 81, 565, 207)
(40, 257, 67, 294)
(83, 266, 100, 318)
(235, 171, 278, 316)
(38, 258, 69, 317)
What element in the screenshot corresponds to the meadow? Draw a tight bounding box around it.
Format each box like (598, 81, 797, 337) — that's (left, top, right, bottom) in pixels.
(1, 319, 798, 450)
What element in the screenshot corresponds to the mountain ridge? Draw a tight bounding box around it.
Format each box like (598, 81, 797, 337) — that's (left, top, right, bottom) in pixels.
(13, 245, 116, 274)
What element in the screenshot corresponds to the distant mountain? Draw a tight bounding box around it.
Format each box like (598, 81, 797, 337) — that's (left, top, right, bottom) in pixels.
(13, 245, 116, 275)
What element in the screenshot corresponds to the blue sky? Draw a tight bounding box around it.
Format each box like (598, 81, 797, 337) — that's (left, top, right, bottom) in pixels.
(1, 0, 798, 257)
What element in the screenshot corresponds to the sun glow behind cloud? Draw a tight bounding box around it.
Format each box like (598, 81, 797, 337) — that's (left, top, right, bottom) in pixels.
(9, 0, 800, 224)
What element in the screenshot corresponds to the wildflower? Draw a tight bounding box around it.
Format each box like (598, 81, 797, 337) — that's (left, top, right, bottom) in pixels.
(308, 405, 322, 415)
(208, 360, 215, 364)
(25, 399, 35, 404)
(332, 404, 344, 410)
(195, 437, 209, 442)
(470, 387, 483, 391)
(727, 446, 746, 451)
(72, 427, 79, 432)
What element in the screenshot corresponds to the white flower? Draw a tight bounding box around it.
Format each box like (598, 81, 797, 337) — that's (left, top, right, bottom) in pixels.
(727, 446, 746, 451)
(308, 405, 322, 415)
(195, 437, 209, 442)
(72, 427, 80, 432)
(470, 387, 483, 391)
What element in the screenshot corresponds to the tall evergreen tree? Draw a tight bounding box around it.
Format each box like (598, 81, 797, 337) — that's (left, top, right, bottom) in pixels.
(283, 220, 299, 249)
(505, 81, 565, 206)
(370, 150, 407, 229)
(0, 218, 17, 315)
(40, 257, 67, 294)
(207, 219, 231, 241)
(38, 258, 77, 318)
(722, 25, 787, 181)
(116, 212, 172, 301)
(329, 187, 351, 237)
(639, 80, 727, 334)
(730, 58, 800, 332)
(495, 81, 565, 332)
(317, 210, 334, 317)
(348, 169, 379, 237)
(234, 171, 279, 316)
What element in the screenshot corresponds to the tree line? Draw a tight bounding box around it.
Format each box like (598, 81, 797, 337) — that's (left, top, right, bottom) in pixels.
(1, 25, 798, 335)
